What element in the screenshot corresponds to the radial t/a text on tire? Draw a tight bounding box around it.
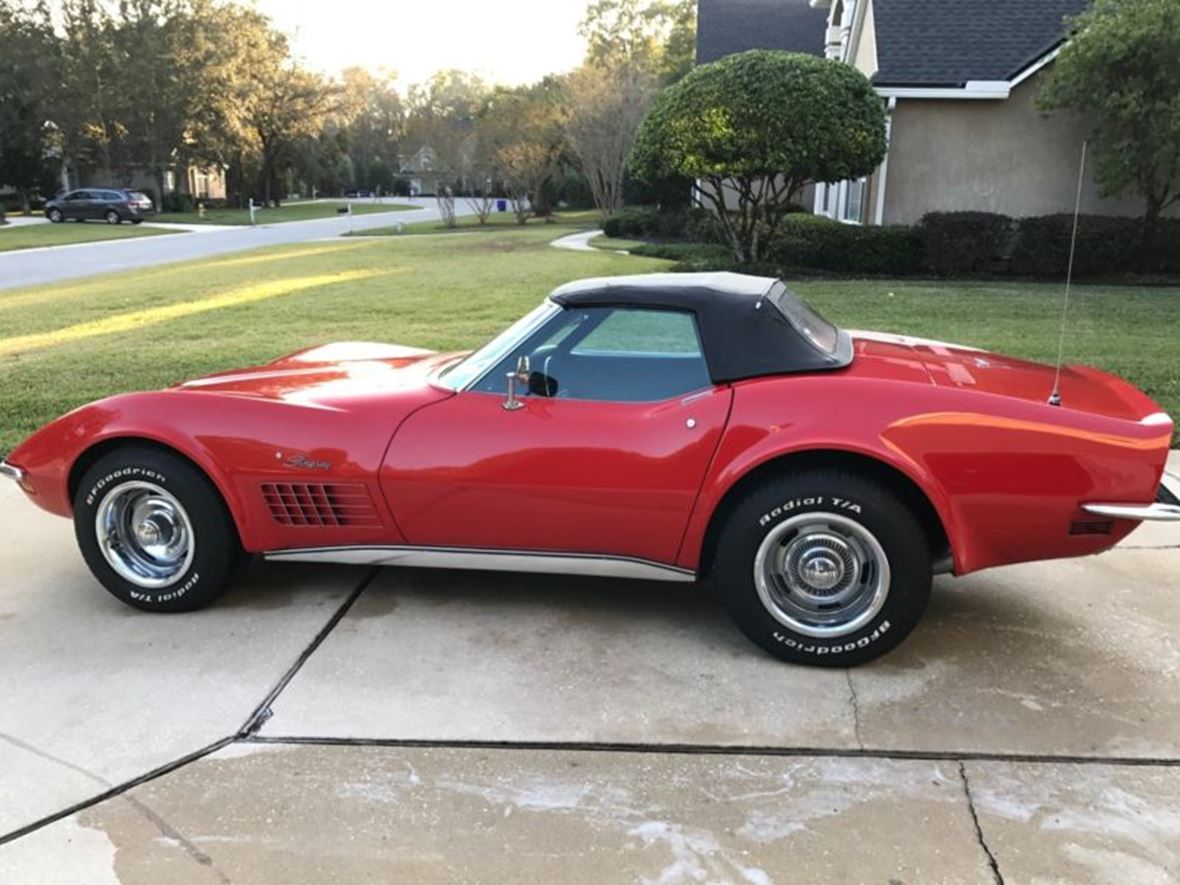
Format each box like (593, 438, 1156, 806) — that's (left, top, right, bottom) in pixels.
(712, 469, 932, 666)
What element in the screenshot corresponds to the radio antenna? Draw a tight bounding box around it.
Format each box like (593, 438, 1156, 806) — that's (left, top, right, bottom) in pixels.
(1048, 140, 1088, 407)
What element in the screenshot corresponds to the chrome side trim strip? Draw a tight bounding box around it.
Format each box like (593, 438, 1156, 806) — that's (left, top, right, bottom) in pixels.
(0, 461, 25, 484)
(1081, 502, 1180, 522)
(263, 545, 698, 582)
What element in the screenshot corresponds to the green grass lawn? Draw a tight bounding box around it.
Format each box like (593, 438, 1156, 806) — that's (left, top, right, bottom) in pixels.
(353, 208, 601, 237)
(153, 200, 417, 225)
(0, 219, 1176, 453)
(0, 221, 180, 253)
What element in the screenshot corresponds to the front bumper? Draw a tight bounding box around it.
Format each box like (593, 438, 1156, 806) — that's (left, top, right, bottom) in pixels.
(1083, 482, 1180, 522)
(0, 460, 24, 484)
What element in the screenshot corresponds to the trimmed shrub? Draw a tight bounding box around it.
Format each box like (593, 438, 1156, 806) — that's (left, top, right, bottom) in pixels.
(767, 215, 924, 275)
(632, 243, 731, 270)
(1009, 213, 1180, 277)
(602, 206, 657, 238)
(918, 211, 1012, 275)
(161, 192, 195, 213)
(602, 205, 719, 241)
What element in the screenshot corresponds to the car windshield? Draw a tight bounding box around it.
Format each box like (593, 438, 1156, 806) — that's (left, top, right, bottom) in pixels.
(767, 282, 840, 356)
(437, 299, 561, 391)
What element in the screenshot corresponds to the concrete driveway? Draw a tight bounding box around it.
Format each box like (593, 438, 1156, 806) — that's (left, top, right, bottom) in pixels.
(1, 454, 1178, 883)
(0, 198, 481, 292)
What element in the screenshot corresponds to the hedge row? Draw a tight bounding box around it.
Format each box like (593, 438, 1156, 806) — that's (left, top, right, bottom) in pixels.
(769, 215, 923, 275)
(603, 206, 1180, 278)
(920, 211, 1180, 276)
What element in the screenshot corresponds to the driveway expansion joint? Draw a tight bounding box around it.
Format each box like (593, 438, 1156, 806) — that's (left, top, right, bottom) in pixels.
(958, 761, 1005, 885)
(0, 566, 378, 849)
(242, 734, 1180, 769)
(0, 736, 236, 848)
(237, 566, 378, 737)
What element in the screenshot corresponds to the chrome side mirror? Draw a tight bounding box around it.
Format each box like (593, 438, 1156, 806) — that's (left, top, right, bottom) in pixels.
(503, 355, 530, 411)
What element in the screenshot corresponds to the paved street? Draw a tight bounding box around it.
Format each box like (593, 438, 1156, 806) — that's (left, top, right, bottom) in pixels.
(0, 198, 480, 291)
(0, 454, 1177, 882)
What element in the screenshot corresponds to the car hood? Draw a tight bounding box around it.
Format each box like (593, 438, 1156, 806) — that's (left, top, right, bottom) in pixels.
(849, 330, 1166, 424)
(176, 342, 463, 408)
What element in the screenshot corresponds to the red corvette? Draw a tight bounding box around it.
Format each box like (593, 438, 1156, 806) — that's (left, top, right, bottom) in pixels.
(3, 272, 1177, 665)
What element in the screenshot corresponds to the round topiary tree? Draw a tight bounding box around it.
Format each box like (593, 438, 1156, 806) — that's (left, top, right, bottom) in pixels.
(630, 50, 887, 264)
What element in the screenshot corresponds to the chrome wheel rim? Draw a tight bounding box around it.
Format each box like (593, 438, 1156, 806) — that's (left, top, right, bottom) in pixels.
(753, 512, 890, 639)
(94, 481, 194, 589)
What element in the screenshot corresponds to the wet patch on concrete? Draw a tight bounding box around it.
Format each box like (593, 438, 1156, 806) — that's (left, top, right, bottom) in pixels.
(967, 760, 1180, 882)
(4, 744, 992, 884)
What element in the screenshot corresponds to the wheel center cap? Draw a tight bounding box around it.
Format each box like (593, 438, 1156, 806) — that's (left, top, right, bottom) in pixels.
(800, 554, 843, 590)
(135, 520, 162, 546)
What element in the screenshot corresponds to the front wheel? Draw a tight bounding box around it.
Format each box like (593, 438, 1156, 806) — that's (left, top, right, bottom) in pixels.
(47, 208, 63, 223)
(104, 209, 121, 224)
(712, 470, 932, 666)
(74, 446, 242, 612)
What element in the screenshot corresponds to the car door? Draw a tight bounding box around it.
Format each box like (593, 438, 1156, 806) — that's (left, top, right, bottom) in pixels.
(59, 190, 86, 219)
(381, 306, 733, 565)
(75, 190, 101, 219)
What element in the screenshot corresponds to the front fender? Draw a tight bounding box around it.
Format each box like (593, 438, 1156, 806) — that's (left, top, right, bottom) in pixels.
(9, 393, 250, 532)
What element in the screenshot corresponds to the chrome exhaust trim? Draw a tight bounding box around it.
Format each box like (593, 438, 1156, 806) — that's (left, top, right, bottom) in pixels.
(0, 461, 25, 485)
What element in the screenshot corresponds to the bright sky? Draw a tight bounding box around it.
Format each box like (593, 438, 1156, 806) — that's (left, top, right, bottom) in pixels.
(250, 0, 591, 87)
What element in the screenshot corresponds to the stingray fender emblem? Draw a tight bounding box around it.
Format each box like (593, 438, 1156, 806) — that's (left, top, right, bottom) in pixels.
(280, 453, 333, 471)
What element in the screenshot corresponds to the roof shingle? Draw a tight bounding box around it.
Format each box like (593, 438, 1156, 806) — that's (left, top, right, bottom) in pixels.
(696, 0, 828, 64)
(871, 0, 1090, 86)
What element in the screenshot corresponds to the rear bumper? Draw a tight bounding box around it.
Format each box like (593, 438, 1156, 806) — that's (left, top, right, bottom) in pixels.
(1083, 482, 1180, 522)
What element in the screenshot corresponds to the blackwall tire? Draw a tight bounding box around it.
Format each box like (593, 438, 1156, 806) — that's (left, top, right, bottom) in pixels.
(104, 210, 121, 224)
(712, 469, 932, 666)
(47, 208, 63, 223)
(73, 446, 241, 612)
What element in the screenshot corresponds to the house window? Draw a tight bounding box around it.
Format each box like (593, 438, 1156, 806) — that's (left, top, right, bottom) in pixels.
(840, 177, 866, 224)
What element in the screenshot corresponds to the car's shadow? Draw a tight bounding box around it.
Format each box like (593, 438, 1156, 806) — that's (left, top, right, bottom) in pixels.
(219, 558, 1049, 666)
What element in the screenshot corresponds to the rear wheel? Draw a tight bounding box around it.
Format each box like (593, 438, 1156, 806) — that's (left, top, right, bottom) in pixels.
(104, 209, 121, 224)
(74, 446, 242, 612)
(712, 470, 932, 666)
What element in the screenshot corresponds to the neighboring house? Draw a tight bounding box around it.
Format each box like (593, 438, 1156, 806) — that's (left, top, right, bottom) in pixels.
(60, 161, 227, 202)
(399, 136, 479, 197)
(399, 144, 438, 197)
(697, 0, 1174, 225)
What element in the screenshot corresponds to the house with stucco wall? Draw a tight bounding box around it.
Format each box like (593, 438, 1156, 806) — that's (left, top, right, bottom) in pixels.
(697, 0, 1173, 226)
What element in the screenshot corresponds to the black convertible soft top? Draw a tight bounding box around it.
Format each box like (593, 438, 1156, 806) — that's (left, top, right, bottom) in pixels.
(549, 272, 853, 384)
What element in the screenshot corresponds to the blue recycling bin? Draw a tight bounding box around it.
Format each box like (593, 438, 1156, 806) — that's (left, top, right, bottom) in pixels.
(496, 199, 508, 212)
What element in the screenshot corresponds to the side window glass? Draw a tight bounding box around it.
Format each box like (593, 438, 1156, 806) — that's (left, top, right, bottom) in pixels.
(473, 307, 711, 403)
(572, 310, 702, 356)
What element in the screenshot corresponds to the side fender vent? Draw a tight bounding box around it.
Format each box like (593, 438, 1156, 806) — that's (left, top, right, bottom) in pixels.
(261, 482, 381, 528)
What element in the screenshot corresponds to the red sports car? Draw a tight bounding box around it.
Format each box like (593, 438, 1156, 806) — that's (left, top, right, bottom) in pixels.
(3, 272, 1176, 665)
